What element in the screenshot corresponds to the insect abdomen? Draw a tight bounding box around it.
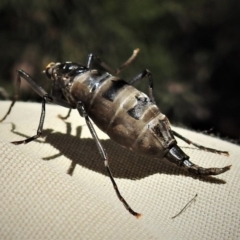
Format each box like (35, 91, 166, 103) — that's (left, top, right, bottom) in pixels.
(71, 71, 175, 157)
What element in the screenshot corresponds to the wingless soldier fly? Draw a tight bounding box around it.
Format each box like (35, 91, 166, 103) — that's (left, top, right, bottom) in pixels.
(0, 49, 231, 218)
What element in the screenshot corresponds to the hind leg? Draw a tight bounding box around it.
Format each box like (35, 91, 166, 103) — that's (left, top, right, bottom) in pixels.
(172, 130, 229, 156)
(165, 145, 231, 176)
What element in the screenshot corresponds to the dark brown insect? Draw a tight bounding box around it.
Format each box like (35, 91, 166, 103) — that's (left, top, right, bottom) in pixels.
(1, 49, 230, 218)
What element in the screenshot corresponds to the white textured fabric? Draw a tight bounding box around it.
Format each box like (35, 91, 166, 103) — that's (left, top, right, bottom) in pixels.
(0, 101, 239, 240)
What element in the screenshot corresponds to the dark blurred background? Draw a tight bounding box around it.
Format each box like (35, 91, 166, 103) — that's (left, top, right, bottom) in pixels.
(0, 0, 239, 142)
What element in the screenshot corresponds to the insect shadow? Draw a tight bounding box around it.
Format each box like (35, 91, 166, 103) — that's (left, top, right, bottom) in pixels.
(9, 121, 227, 184)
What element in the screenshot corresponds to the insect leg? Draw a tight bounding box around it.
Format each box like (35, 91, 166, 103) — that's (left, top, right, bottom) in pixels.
(2, 70, 73, 144)
(15, 70, 73, 108)
(0, 70, 22, 122)
(129, 69, 155, 103)
(11, 96, 47, 145)
(1, 69, 73, 123)
(11, 97, 71, 145)
(1, 69, 51, 122)
(172, 130, 229, 156)
(76, 101, 141, 218)
(166, 145, 231, 175)
(87, 48, 139, 75)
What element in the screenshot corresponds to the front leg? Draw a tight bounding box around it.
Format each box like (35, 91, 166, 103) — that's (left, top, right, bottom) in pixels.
(1, 70, 22, 122)
(1, 69, 73, 145)
(11, 96, 47, 145)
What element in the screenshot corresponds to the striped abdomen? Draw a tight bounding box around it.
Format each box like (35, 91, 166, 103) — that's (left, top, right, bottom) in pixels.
(71, 70, 176, 158)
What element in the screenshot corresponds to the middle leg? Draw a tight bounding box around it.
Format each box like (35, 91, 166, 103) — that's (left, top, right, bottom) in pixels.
(76, 101, 141, 218)
(129, 69, 156, 104)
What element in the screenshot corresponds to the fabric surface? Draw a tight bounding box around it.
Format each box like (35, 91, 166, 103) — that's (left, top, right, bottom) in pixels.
(0, 101, 239, 240)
